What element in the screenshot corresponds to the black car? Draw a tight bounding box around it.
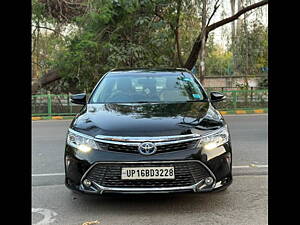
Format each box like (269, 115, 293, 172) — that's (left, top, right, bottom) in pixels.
(64, 68, 232, 194)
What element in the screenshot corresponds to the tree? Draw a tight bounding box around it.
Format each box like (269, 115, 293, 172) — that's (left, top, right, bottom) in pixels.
(32, 0, 268, 93)
(205, 35, 233, 76)
(32, 0, 68, 93)
(230, 21, 268, 75)
(184, 0, 268, 76)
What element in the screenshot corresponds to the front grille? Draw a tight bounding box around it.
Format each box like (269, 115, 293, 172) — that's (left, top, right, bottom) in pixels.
(85, 161, 210, 188)
(156, 141, 198, 152)
(96, 140, 198, 154)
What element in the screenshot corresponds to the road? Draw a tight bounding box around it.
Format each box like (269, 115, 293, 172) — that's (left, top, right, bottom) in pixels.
(32, 114, 268, 225)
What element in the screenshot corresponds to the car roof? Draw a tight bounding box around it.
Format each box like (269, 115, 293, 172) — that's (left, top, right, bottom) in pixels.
(109, 68, 191, 74)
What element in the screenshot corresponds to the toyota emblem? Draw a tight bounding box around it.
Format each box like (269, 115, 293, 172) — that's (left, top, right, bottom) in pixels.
(138, 142, 157, 155)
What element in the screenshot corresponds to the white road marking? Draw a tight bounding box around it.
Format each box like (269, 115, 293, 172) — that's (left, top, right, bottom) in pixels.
(32, 164, 268, 177)
(233, 165, 268, 168)
(232, 165, 250, 168)
(32, 208, 58, 225)
(32, 173, 65, 177)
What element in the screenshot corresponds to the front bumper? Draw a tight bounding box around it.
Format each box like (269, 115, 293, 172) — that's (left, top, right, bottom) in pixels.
(65, 145, 232, 194)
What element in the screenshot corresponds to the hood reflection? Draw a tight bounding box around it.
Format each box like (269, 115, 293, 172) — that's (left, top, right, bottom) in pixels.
(72, 102, 224, 137)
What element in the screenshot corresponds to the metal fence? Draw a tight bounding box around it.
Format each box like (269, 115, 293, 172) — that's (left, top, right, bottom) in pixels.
(32, 93, 83, 117)
(208, 89, 268, 110)
(205, 86, 263, 92)
(31, 89, 268, 117)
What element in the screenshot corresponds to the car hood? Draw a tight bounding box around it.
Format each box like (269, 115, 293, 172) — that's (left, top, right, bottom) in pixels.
(70, 102, 225, 137)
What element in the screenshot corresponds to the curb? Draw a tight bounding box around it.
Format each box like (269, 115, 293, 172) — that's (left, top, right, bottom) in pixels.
(220, 108, 268, 115)
(32, 116, 75, 121)
(32, 108, 268, 121)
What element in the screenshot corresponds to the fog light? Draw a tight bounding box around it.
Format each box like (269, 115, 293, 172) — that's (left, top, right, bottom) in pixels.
(205, 177, 214, 186)
(225, 153, 231, 165)
(83, 179, 92, 187)
(65, 156, 71, 168)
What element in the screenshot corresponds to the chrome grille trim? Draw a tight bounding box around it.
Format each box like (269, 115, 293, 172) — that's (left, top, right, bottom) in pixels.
(69, 128, 223, 147)
(68, 128, 224, 153)
(94, 137, 201, 146)
(94, 134, 202, 143)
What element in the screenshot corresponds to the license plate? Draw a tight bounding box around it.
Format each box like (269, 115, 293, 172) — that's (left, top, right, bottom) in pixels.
(121, 167, 175, 180)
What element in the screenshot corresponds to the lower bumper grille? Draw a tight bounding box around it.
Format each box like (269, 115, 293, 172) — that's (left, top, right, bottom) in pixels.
(84, 161, 211, 188)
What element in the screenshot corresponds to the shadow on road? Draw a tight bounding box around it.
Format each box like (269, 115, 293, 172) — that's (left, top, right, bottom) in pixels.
(68, 190, 230, 215)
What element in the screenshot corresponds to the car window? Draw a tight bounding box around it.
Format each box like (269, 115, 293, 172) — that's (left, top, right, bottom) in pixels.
(90, 72, 207, 103)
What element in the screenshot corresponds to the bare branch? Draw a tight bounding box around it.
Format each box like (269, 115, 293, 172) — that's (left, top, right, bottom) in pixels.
(206, 0, 220, 27)
(207, 0, 268, 32)
(32, 25, 66, 38)
(31, 27, 38, 54)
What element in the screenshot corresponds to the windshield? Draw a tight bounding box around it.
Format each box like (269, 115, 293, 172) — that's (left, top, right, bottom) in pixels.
(89, 72, 208, 103)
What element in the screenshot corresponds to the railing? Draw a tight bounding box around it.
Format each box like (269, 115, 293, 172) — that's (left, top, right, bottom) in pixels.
(32, 93, 82, 117)
(31, 89, 268, 117)
(205, 86, 263, 92)
(207, 89, 268, 110)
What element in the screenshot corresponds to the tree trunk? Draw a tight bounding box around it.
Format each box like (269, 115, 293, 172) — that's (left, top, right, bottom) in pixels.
(174, 28, 184, 67)
(230, 0, 236, 39)
(198, 0, 207, 83)
(199, 36, 206, 83)
(184, 32, 207, 70)
(174, 0, 183, 67)
(32, 70, 61, 94)
(231, 0, 236, 74)
(237, 0, 243, 34)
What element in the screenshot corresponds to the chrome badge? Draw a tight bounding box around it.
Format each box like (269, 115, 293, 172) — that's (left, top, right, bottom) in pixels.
(138, 142, 157, 155)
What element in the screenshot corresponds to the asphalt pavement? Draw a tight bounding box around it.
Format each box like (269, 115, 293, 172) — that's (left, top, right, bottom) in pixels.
(32, 114, 268, 225)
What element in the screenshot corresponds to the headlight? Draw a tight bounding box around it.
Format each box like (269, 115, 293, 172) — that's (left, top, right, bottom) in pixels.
(199, 125, 229, 150)
(67, 129, 98, 152)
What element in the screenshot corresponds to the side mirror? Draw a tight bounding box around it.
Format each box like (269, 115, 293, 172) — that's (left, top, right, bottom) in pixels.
(210, 91, 226, 102)
(71, 93, 86, 105)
